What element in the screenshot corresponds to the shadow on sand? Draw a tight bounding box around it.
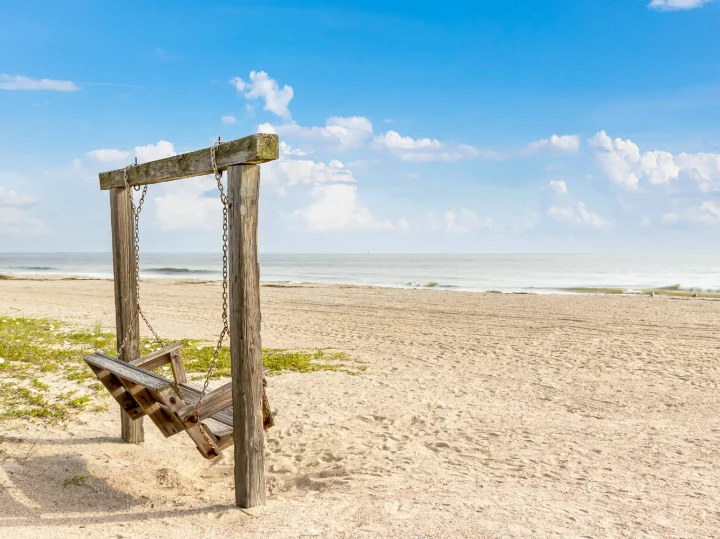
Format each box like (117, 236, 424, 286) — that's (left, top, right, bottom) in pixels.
(0, 453, 243, 529)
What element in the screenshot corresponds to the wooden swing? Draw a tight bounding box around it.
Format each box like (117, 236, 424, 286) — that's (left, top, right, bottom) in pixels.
(84, 135, 277, 462)
(84, 343, 272, 459)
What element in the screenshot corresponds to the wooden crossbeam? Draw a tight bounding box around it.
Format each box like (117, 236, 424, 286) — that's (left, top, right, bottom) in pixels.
(98, 133, 279, 190)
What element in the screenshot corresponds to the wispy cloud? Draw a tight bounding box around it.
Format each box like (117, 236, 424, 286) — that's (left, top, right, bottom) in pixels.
(293, 184, 405, 232)
(662, 201, 720, 226)
(261, 117, 374, 151)
(648, 0, 713, 11)
(0, 74, 79, 91)
(547, 201, 611, 229)
(0, 185, 46, 235)
(153, 47, 183, 61)
(527, 134, 580, 154)
(547, 180, 568, 194)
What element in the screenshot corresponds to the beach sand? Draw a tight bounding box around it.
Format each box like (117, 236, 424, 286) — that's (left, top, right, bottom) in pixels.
(1, 277, 719, 537)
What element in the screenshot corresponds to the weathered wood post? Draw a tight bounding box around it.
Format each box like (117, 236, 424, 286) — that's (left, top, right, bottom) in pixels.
(109, 187, 144, 443)
(228, 164, 266, 508)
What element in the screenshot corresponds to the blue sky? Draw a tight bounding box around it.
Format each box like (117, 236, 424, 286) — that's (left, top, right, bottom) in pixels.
(1, 0, 718, 253)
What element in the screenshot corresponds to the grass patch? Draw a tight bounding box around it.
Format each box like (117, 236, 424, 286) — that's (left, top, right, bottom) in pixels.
(563, 287, 626, 295)
(180, 339, 362, 378)
(63, 475, 87, 487)
(0, 316, 362, 423)
(562, 286, 720, 298)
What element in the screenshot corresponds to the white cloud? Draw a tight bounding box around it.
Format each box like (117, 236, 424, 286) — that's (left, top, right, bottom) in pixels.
(675, 153, 720, 191)
(547, 180, 568, 194)
(640, 217, 652, 227)
(373, 130, 441, 150)
(267, 116, 374, 151)
(662, 201, 720, 226)
(0, 74, 79, 91)
(527, 134, 580, 153)
(0, 185, 46, 235)
(154, 176, 221, 231)
(279, 141, 310, 156)
(373, 129, 489, 162)
(263, 157, 356, 194)
(83, 140, 177, 168)
(221, 115, 237, 125)
(230, 71, 294, 119)
(698, 201, 720, 224)
(264, 118, 491, 161)
(134, 141, 176, 163)
(293, 184, 402, 232)
(547, 201, 611, 228)
(258, 122, 275, 134)
(576, 202, 610, 228)
(85, 140, 176, 165)
(589, 130, 720, 190)
(648, 0, 712, 10)
(85, 149, 132, 162)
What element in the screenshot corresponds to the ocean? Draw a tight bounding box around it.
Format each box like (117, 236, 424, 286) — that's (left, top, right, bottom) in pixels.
(1, 253, 719, 294)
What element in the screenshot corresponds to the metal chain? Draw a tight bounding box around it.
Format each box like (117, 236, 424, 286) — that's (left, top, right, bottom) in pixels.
(116, 165, 164, 360)
(114, 148, 235, 455)
(190, 140, 230, 450)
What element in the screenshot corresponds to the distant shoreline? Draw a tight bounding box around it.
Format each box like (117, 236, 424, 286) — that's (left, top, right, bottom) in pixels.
(2, 272, 719, 298)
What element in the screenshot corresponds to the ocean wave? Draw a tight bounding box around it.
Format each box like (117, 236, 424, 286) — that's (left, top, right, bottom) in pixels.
(12, 266, 58, 271)
(405, 281, 460, 289)
(145, 267, 215, 275)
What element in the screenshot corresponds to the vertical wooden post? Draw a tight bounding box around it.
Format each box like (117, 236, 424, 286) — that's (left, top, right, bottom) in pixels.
(109, 187, 144, 444)
(227, 164, 266, 508)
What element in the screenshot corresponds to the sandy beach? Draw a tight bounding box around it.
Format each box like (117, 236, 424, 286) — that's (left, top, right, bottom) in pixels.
(1, 276, 719, 538)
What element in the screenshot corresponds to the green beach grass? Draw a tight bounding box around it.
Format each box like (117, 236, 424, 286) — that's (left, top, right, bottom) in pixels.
(0, 316, 363, 423)
(561, 284, 720, 298)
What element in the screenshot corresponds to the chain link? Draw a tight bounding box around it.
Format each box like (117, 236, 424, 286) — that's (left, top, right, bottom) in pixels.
(116, 165, 165, 361)
(190, 141, 231, 452)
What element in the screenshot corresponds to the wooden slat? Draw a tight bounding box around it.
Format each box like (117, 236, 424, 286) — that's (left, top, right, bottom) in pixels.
(185, 423, 222, 459)
(228, 164, 267, 508)
(169, 348, 188, 384)
(87, 364, 145, 420)
(130, 342, 183, 371)
(99, 134, 279, 190)
(110, 186, 143, 443)
(84, 353, 173, 392)
(202, 418, 233, 441)
(180, 384, 234, 428)
(122, 382, 183, 438)
(177, 382, 232, 423)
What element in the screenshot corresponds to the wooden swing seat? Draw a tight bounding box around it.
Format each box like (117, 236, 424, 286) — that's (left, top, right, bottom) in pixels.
(84, 342, 272, 459)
